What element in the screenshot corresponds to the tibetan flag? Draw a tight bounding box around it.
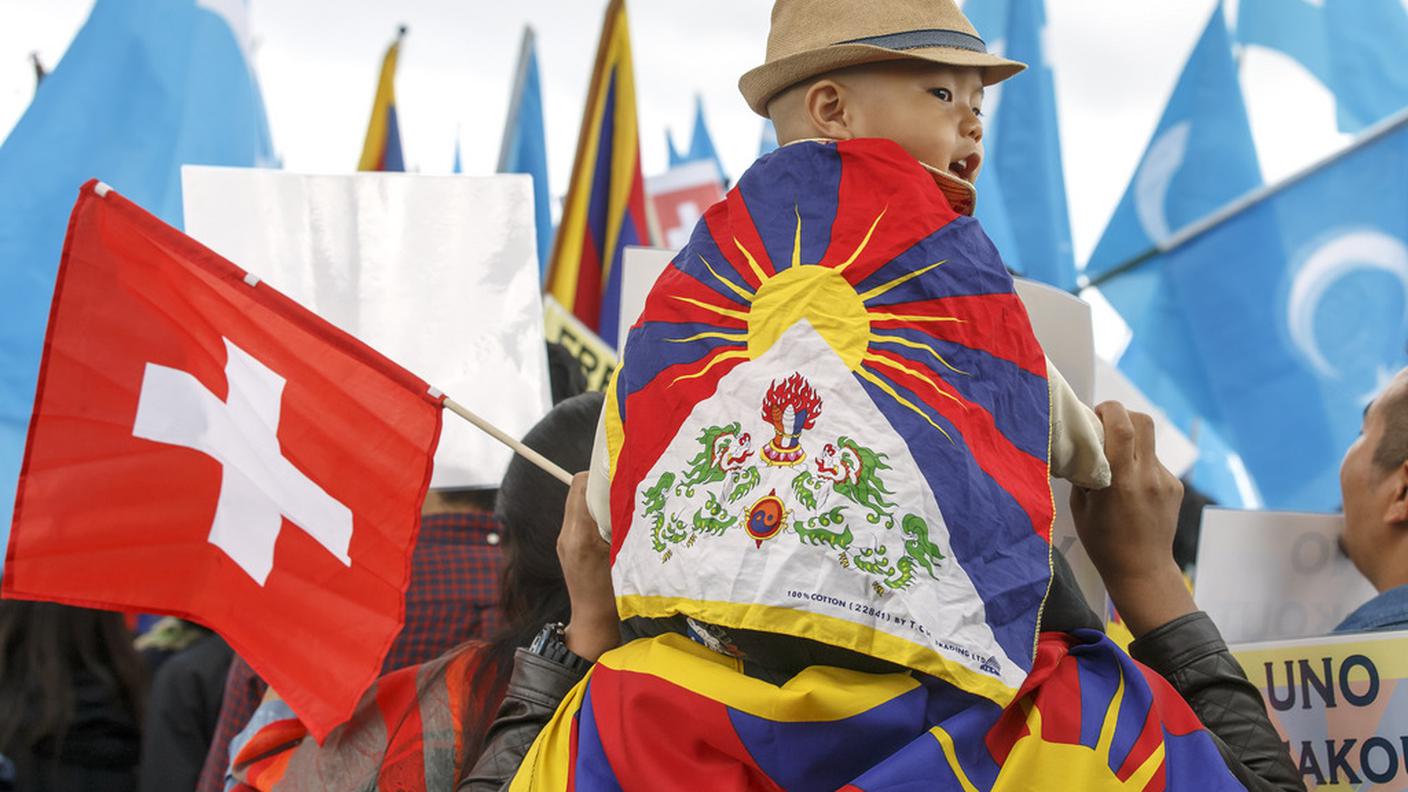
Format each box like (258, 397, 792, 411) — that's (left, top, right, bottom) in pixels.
(3, 181, 443, 740)
(543, 0, 653, 350)
(358, 28, 406, 172)
(598, 138, 1054, 704)
(509, 630, 1247, 790)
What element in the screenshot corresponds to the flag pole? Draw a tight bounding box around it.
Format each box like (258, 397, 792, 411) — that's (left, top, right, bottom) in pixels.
(441, 396, 574, 485)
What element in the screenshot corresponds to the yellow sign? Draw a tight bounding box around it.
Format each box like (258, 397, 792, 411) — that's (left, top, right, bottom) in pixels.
(543, 296, 617, 392)
(1231, 630, 1408, 790)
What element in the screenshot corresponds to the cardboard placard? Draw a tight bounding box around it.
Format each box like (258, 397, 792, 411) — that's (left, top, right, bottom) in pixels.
(1231, 630, 1408, 789)
(1196, 508, 1377, 643)
(183, 166, 552, 489)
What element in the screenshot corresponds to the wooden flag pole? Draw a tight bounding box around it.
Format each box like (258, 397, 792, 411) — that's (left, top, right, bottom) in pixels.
(442, 396, 574, 485)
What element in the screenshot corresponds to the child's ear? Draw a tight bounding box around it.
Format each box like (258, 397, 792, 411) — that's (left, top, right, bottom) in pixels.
(804, 79, 853, 140)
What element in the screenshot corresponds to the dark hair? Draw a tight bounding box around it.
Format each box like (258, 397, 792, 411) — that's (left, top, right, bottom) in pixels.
(433, 487, 499, 514)
(457, 390, 605, 769)
(1373, 385, 1408, 471)
(0, 601, 146, 753)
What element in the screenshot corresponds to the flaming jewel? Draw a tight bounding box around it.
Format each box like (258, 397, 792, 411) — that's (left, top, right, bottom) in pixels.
(760, 373, 822, 466)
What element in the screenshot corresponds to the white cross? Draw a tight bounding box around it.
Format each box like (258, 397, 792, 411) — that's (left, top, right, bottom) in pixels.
(132, 338, 353, 586)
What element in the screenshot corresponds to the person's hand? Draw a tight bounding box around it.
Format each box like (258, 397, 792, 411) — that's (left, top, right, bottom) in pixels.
(1070, 401, 1195, 638)
(558, 472, 620, 662)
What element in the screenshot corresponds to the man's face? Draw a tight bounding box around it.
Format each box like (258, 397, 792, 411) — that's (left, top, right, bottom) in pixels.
(1340, 368, 1408, 582)
(839, 62, 987, 182)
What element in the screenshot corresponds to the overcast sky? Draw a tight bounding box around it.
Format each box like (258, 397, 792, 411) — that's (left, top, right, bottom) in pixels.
(1, 0, 1356, 269)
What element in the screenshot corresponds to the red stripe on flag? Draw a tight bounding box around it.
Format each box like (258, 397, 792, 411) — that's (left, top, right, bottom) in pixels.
(865, 348, 1051, 538)
(869, 293, 1047, 377)
(573, 229, 605, 331)
(587, 666, 784, 791)
(823, 141, 960, 284)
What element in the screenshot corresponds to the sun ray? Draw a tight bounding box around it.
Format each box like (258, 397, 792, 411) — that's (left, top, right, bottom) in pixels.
(868, 312, 965, 324)
(667, 331, 748, 344)
(857, 367, 955, 444)
(670, 295, 751, 322)
(868, 333, 969, 375)
(792, 205, 803, 269)
(670, 349, 752, 385)
(863, 353, 967, 410)
(859, 259, 949, 303)
(699, 255, 756, 303)
(834, 207, 888, 275)
(732, 237, 770, 284)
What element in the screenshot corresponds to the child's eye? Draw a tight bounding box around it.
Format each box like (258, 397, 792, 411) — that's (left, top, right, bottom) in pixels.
(929, 88, 952, 102)
(972, 107, 984, 118)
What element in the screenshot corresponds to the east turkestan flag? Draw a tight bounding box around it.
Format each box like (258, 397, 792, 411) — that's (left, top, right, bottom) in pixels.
(3, 182, 443, 740)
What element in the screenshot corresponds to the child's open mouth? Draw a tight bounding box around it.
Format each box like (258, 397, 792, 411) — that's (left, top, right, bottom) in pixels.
(948, 154, 979, 182)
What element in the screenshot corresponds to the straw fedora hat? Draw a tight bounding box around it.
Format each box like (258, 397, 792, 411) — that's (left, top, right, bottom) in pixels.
(739, 0, 1026, 116)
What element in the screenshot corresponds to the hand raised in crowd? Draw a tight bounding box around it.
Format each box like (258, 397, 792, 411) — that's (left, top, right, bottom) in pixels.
(558, 472, 621, 662)
(1069, 401, 1197, 638)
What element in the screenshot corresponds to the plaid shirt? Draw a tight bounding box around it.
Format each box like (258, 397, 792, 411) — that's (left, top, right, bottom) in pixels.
(197, 511, 504, 792)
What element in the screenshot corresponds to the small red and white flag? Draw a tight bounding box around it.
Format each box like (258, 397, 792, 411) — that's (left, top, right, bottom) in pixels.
(3, 180, 444, 740)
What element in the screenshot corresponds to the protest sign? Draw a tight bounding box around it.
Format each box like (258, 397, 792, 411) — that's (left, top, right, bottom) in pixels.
(182, 166, 551, 489)
(1013, 278, 1105, 616)
(543, 296, 616, 392)
(1231, 630, 1408, 789)
(617, 246, 675, 352)
(1197, 508, 1377, 643)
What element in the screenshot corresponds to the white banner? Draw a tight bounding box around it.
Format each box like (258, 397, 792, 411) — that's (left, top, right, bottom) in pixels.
(1196, 508, 1376, 643)
(182, 166, 551, 489)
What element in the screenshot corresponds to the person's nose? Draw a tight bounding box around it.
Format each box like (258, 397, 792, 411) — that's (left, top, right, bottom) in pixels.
(961, 108, 983, 143)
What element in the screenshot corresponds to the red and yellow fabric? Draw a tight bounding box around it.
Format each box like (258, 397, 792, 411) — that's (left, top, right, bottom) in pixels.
(543, 0, 653, 349)
(510, 630, 1247, 791)
(357, 31, 406, 172)
(231, 643, 496, 791)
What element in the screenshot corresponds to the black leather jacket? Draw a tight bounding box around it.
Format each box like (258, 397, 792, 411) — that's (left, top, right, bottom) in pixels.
(461, 557, 1304, 792)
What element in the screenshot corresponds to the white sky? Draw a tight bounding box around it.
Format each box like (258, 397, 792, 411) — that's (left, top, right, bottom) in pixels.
(0, 0, 1354, 270)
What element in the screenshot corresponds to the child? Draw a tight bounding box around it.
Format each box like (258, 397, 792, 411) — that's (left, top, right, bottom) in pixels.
(587, 0, 1109, 693)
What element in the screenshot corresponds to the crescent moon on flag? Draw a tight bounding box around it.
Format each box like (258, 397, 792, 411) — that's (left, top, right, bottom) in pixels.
(1287, 228, 1408, 379)
(1133, 121, 1192, 246)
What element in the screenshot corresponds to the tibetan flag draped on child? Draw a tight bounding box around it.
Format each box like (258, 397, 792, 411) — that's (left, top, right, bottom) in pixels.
(522, 138, 1248, 790)
(358, 28, 406, 172)
(511, 630, 1245, 790)
(543, 0, 653, 349)
(2, 181, 443, 740)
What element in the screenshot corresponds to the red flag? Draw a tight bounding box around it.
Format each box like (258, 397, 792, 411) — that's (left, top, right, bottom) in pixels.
(3, 180, 443, 740)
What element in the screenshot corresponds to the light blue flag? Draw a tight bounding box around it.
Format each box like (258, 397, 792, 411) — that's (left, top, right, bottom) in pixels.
(497, 26, 553, 279)
(962, 0, 1076, 290)
(0, 0, 274, 575)
(1237, 0, 1408, 133)
(453, 135, 463, 174)
(1087, 3, 1263, 506)
(667, 95, 728, 185)
(1109, 111, 1408, 510)
(759, 119, 779, 157)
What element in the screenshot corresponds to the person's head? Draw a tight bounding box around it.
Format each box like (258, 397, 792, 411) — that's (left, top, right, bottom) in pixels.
(0, 600, 145, 753)
(494, 390, 604, 632)
(768, 61, 988, 181)
(740, 0, 1023, 178)
(1340, 367, 1408, 590)
(458, 391, 604, 770)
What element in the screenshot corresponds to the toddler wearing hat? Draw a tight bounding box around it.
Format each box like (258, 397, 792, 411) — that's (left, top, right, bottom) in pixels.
(585, 0, 1110, 688)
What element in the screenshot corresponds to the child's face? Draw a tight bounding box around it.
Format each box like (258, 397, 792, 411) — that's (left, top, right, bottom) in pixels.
(838, 62, 986, 182)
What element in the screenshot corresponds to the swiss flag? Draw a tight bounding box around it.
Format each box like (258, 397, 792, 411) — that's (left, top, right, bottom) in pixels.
(3, 181, 444, 740)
